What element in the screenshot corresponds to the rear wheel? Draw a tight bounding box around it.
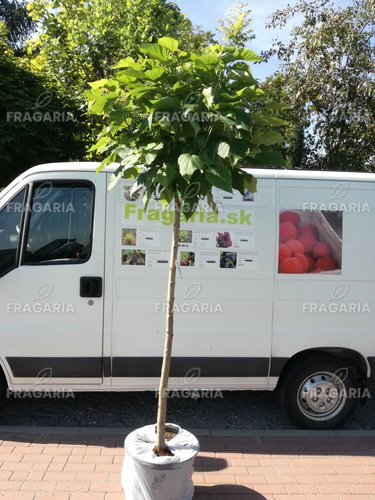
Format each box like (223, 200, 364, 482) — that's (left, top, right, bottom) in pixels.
(281, 356, 357, 429)
(0, 371, 7, 406)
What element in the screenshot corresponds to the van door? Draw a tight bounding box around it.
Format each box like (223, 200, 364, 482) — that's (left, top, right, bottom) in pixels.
(0, 171, 106, 387)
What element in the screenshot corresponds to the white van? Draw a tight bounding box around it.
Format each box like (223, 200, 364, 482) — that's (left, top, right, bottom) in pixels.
(0, 162, 374, 429)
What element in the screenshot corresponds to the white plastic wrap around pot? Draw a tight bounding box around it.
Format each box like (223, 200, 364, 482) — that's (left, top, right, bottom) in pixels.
(121, 424, 199, 500)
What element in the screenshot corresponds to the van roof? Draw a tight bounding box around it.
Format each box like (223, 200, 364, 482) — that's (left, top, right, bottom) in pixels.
(8, 162, 375, 184)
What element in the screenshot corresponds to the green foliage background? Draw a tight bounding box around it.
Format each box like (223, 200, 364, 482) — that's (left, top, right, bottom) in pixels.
(0, 0, 374, 185)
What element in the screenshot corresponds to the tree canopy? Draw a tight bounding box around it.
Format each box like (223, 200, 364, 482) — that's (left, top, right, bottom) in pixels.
(85, 38, 285, 216)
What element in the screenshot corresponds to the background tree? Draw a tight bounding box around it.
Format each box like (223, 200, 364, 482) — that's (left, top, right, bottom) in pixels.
(217, 0, 254, 47)
(262, 72, 306, 170)
(0, 8, 87, 187)
(0, 46, 88, 186)
(265, 0, 375, 172)
(25, 0, 215, 157)
(85, 38, 285, 453)
(0, 0, 215, 184)
(0, 0, 35, 54)
(26, 0, 215, 91)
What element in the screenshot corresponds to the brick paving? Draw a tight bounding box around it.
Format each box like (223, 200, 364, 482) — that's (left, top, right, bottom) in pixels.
(0, 427, 374, 499)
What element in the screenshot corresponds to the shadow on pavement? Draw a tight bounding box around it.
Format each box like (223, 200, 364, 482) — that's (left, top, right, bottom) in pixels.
(194, 484, 266, 498)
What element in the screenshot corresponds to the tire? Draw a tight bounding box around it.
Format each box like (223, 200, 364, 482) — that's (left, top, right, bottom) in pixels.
(0, 370, 7, 407)
(281, 356, 357, 429)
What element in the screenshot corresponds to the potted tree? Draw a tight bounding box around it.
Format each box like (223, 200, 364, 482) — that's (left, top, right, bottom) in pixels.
(85, 37, 284, 500)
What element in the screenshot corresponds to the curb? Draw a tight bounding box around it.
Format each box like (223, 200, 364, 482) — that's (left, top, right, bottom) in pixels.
(0, 425, 374, 437)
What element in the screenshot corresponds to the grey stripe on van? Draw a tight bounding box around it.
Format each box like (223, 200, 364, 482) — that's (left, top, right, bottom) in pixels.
(6, 356, 289, 378)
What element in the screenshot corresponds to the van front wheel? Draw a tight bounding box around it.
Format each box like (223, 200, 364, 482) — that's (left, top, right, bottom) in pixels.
(282, 357, 357, 429)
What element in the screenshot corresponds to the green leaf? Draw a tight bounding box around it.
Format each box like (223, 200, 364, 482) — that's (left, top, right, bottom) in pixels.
(89, 79, 109, 89)
(231, 169, 245, 194)
(156, 164, 178, 187)
(217, 142, 230, 158)
(83, 88, 102, 101)
(115, 72, 137, 84)
(228, 68, 256, 84)
(145, 142, 164, 151)
(215, 114, 236, 128)
(145, 152, 157, 165)
(108, 173, 122, 190)
(127, 85, 159, 98)
(122, 166, 138, 179)
(96, 151, 117, 173)
(237, 48, 262, 62)
(191, 53, 218, 68)
(115, 69, 146, 80)
(187, 119, 200, 136)
(206, 190, 217, 212)
(243, 172, 257, 192)
(159, 187, 174, 204)
(202, 87, 214, 109)
(89, 96, 108, 115)
(247, 150, 285, 166)
(158, 37, 179, 52)
(152, 97, 180, 112)
(147, 112, 154, 129)
(182, 196, 199, 220)
(231, 169, 257, 194)
(251, 129, 285, 145)
(252, 113, 288, 126)
(112, 57, 135, 69)
(178, 153, 204, 179)
(264, 100, 292, 111)
(205, 164, 232, 193)
(140, 43, 169, 61)
(120, 151, 141, 167)
(88, 135, 109, 152)
(144, 67, 166, 81)
(237, 86, 260, 100)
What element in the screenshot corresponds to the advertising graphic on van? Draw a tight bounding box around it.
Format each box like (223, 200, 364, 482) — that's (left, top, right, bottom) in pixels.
(278, 209, 342, 274)
(120, 181, 257, 270)
(123, 203, 253, 226)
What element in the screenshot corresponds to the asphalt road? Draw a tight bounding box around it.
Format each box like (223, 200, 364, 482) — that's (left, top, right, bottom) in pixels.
(0, 390, 374, 430)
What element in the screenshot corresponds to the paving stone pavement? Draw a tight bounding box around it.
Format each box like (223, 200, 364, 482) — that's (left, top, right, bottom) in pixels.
(0, 427, 374, 499)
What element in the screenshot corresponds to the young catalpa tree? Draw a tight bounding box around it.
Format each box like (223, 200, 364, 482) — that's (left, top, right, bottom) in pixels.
(85, 37, 285, 454)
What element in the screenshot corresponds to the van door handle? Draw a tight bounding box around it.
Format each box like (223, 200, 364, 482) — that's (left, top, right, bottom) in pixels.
(80, 277, 103, 298)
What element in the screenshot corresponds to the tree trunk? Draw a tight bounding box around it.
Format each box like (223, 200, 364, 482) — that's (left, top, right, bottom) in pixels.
(155, 195, 181, 453)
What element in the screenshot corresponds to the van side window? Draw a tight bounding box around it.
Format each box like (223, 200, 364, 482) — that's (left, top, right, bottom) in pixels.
(23, 182, 94, 264)
(0, 188, 27, 276)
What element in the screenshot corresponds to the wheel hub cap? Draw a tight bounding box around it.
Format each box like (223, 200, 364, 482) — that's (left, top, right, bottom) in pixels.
(297, 372, 346, 421)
